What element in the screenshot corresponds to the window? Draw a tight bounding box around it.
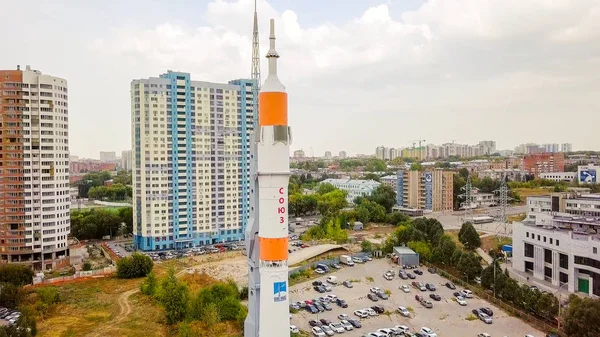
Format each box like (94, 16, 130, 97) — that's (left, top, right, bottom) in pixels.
(559, 254, 569, 269)
(524, 243, 534, 258)
(544, 249, 552, 263)
(595, 247, 598, 254)
(556, 240, 560, 246)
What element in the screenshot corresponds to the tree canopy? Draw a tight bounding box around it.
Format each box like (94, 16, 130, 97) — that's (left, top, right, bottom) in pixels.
(459, 222, 481, 250)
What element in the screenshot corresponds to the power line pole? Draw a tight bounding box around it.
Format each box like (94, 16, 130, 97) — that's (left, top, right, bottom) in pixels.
(494, 175, 511, 239)
(459, 174, 473, 224)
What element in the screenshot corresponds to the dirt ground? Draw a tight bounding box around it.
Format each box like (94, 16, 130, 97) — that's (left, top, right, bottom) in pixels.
(190, 255, 248, 286)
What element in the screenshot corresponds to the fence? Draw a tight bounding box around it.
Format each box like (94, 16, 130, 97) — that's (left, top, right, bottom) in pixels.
(433, 265, 566, 337)
(31, 266, 117, 286)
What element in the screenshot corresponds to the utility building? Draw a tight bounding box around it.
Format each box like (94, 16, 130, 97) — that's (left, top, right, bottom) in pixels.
(393, 246, 420, 267)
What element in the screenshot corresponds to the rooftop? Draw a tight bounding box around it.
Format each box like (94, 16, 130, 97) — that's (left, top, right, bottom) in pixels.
(393, 246, 417, 255)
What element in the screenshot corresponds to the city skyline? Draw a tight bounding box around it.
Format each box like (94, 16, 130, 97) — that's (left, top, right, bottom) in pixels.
(2, 0, 600, 158)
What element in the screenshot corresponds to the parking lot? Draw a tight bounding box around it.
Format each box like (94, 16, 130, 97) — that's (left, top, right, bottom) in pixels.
(290, 258, 545, 337)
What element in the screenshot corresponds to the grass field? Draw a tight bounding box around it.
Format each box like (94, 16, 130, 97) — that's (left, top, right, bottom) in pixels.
(512, 187, 553, 204)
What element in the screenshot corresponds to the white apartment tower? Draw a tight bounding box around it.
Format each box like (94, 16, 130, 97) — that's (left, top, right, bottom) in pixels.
(0, 66, 71, 270)
(131, 71, 255, 250)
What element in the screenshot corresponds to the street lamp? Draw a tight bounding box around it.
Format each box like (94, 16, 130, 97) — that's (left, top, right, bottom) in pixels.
(555, 282, 569, 330)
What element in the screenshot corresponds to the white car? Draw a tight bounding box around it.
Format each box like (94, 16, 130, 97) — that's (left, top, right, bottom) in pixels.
(400, 285, 410, 293)
(461, 289, 473, 298)
(397, 306, 410, 317)
(321, 325, 335, 336)
(420, 327, 438, 337)
(312, 326, 326, 337)
(367, 333, 386, 337)
(315, 269, 326, 274)
(369, 287, 382, 294)
(395, 325, 410, 334)
(340, 320, 354, 331)
(479, 312, 493, 324)
(326, 294, 338, 301)
(290, 325, 300, 333)
(354, 309, 368, 318)
(364, 307, 378, 316)
(377, 328, 394, 336)
(337, 313, 350, 320)
(383, 273, 394, 281)
(353, 257, 363, 263)
(329, 322, 345, 333)
(477, 334, 491, 337)
(455, 295, 467, 306)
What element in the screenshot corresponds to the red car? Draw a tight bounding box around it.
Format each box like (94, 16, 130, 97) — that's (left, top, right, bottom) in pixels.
(301, 244, 309, 248)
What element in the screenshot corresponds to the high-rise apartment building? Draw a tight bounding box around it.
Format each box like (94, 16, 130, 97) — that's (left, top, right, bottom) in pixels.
(0, 66, 70, 270)
(131, 71, 255, 251)
(324, 151, 332, 159)
(561, 143, 573, 153)
(542, 143, 560, 153)
(396, 170, 453, 212)
(478, 140, 497, 155)
(375, 146, 386, 160)
(100, 151, 117, 162)
(293, 149, 305, 158)
(121, 150, 132, 171)
(338, 151, 347, 159)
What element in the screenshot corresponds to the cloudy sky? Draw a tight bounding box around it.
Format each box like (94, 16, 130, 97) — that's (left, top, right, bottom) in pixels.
(1, 0, 599, 159)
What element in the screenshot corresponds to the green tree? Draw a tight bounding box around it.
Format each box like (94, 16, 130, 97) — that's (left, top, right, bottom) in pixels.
(361, 240, 373, 252)
(0, 265, 34, 286)
(0, 283, 21, 309)
(407, 241, 432, 262)
(459, 222, 481, 250)
(316, 183, 336, 195)
(316, 189, 348, 215)
(410, 163, 423, 171)
(535, 292, 559, 320)
(158, 269, 189, 324)
(365, 185, 396, 213)
(564, 295, 600, 337)
(361, 173, 381, 182)
(456, 252, 482, 281)
(140, 271, 158, 296)
(385, 212, 410, 226)
(116, 253, 154, 279)
(432, 235, 456, 265)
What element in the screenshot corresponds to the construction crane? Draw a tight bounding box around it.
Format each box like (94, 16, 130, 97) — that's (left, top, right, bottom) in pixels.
(410, 139, 426, 148)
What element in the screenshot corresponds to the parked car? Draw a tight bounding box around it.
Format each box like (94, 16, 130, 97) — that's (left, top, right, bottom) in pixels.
(315, 268, 326, 274)
(376, 291, 388, 300)
(336, 298, 348, 308)
(331, 263, 341, 269)
(348, 319, 362, 328)
(337, 313, 350, 320)
(397, 306, 410, 317)
(321, 325, 335, 336)
(383, 272, 394, 281)
(400, 285, 410, 293)
(352, 257, 364, 264)
(309, 320, 322, 327)
(480, 307, 494, 316)
(420, 327, 438, 337)
(414, 269, 423, 275)
(426, 283, 436, 291)
(354, 309, 368, 318)
(340, 320, 354, 331)
(307, 305, 318, 314)
(429, 294, 441, 301)
(290, 325, 300, 333)
(427, 267, 437, 274)
(399, 271, 408, 279)
(322, 302, 332, 311)
(311, 326, 326, 337)
(370, 287, 382, 293)
(415, 294, 423, 302)
(329, 322, 345, 333)
(407, 273, 416, 279)
(364, 307, 378, 316)
(461, 289, 473, 298)
(371, 304, 385, 314)
(320, 318, 332, 326)
(312, 280, 323, 286)
(420, 299, 433, 308)
(367, 293, 379, 302)
(478, 312, 493, 324)
(314, 285, 326, 293)
(455, 296, 467, 306)
(445, 282, 456, 290)
(343, 280, 353, 288)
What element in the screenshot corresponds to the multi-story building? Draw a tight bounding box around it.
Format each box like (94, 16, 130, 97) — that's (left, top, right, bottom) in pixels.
(469, 189, 497, 208)
(338, 151, 347, 159)
(324, 151, 332, 159)
(395, 170, 453, 212)
(380, 175, 397, 189)
(478, 169, 526, 181)
(542, 143, 560, 153)
(321, 178, 380, 204)
(561, 143, 573, 153)
(121, 150, 132, 171)
(100, 151, 117, 162)
(375, 146, 386, 160)
(293, 149, 305, 158)
(478, 140, 497, 155)
(0, 66, 70, 270)
(513, 193, 600, 296)
(70, 159, 116, 174)
(131, 71, 255, 250)
(539, 172, 576, 183)
(578, 165, 598, 184)
(523, 153, 565, 177)
(402, 147, 426, 161)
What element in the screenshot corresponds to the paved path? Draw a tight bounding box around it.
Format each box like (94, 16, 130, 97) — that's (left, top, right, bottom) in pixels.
(288, 244, 345, 266)
(476, 247, 494, 264)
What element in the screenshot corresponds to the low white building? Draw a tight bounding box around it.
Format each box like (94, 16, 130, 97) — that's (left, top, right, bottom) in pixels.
(539, 171, 576, 183)
(478, 169, 526, 182)
(321, 178, 380, 204)
(513, 193, 600, 297)
(469, 190, 497, 208)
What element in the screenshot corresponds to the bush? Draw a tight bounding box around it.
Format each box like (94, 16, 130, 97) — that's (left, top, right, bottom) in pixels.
(140, 271, 157, 296)
(116, 253, 153, 279)
(361, 240, 373, 252)
(37, 287, 60, 305)
(239, 286, 249, 300)
(0, 265, 34, 286)
(82, 262, 92, 271)
(0, 283, 21, 309)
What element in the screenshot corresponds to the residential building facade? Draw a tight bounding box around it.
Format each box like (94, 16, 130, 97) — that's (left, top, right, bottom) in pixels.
(131, 71, 255, 251)
(320, 178, 380, 204)
(0, 66, 70, 270)
(121, 150, 132, 171)
(478, 168, 526, 182)
(395, 170, 453, 212)
(514, 193, 600, 296)
(100, 151, 117, 162)
(338, 151, 347, 159)
(523, 153, 565, 177)
(293, 149, 305, 158)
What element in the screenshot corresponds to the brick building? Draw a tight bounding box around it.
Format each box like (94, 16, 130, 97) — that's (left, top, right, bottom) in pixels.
(523, 153, 565, 177)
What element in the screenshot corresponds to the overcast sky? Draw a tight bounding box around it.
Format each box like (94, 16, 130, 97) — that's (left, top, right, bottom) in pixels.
(1, 0, 599, 159)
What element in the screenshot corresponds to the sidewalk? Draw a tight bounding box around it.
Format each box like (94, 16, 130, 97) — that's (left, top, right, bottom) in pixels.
(502, 261, 575, 299)
(476, 247, 494, 264)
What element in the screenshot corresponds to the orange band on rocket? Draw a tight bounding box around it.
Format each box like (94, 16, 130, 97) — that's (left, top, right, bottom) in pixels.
(259, 92, 288, 126)
(259, 237, 289, 261)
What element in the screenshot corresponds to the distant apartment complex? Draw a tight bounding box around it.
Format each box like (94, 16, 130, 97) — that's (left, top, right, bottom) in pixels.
(515, 143, 572, 154)
(513, 192, 600, 296)
(131, 71, 255, 251)
(100, 151, 117, 162)
(477, 168, 526, 182)
(523, 153, 565, 177)
(394, 170, 454, 212)
(375, 140, 497, 161)
(339, 151, 347, 159)
(121, 150, 132, 171)
(0, 66, 70, 270)
(321, 178, 380, 204)
(293, 149, 305, 158)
